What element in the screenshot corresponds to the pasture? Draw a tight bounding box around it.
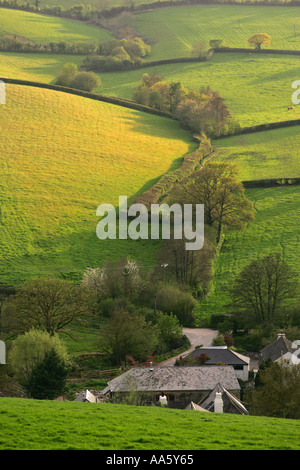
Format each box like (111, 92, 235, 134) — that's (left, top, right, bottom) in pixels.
(0, 8, 112, 44)
(0, 84, 195, 284)
(3, 52, 296, 128)
(0, 398, 299, 450)
(98, 53, 300, 127)
(198, 185, 300, 319)
(211, 125, 300, 181)
(132, 5, 300, 60)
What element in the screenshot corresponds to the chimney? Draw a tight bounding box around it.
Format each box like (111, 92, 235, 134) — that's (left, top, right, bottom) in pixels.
(214, 388, 223, 413)
(278, 331, 285, 338)
(150, 362, 153, 371)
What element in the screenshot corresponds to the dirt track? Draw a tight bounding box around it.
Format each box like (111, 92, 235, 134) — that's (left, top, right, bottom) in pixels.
(157, 328, 218, 366)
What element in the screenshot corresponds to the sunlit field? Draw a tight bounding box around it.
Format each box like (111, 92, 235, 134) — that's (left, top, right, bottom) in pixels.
(0, 84, 195, 284)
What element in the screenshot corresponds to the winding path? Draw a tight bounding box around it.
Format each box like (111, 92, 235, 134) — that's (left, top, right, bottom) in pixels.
(157, 328, 218, 366)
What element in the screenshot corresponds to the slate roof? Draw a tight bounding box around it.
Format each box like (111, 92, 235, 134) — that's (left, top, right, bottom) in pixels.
(199, 383, 248, 415)
(191, 347, 249, 366)
(101, 366, 240, 395)
(260, 332, 293, 362)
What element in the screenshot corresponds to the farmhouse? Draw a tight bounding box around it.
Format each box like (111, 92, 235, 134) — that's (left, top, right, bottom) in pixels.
(101, 365, 241, 410)
(189, 346, 250, 381)
(260, 331, 300, 365)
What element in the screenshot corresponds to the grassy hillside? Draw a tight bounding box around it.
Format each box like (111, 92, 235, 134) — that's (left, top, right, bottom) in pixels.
(2, 52, 297, 127)
(133, 5, 300, 60)
(98, 52, 300, 127)
(0, 398, 299, 450)
(0, 8, 112, 43)
(0, 52, 84, 83)
(198, 185, 300, 319)
(0, 84, 195, 285)
(211, 126, 300, 181)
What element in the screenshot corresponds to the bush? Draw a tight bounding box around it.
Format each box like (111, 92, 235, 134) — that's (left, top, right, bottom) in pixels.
(155, 284, 197, 327)
(70, 71, 101, 92)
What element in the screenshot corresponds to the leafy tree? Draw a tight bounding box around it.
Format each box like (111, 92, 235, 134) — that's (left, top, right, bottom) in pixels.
(248, 33, 271, 51)
(2, 277, 92, 336)
(209, 39, 224, 49)
(9, 329, 69, 387)
(251, 362, 300, 419)
(56, 62, 78, 87)
(25, 348, 68, 400)
(191, 41, 208, 58)
(100, 309, 158, 366)
(230, 254, 298, 324)
(171, 162, 254, 243)
(155, 284, 196, 326)
(156, 312, 183, 347)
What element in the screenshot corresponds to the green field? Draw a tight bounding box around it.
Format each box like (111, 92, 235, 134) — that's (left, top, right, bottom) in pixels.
(199, 185, 300, 318)
(0, 52, 84, 83)
(211, 126, 300, 181)
(133, 5, 300, 60)
(0, 8, 112, 43)
(98, 52, 300, 127)
(0, 398, 299, 450)
(0, 84, 195, 284)
(2, 52, 298, 127)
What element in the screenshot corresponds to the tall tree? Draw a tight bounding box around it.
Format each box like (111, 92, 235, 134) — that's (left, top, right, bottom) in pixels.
(170, 162, 254, 243)
(25, 348, 68, 400)
(230, 254, 298, 324)
(100, 309, 158, 366)
(2, 278, 92, 337)
(251, 362, 300, 419)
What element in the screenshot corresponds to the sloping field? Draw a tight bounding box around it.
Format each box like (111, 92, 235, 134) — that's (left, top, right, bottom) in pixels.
(97, 53, 300, 127)
(0, 84, 195, 284)
(133, 5, 300, 59)
(0, 52, 84, 83)
(0, 8, 112, 44)
(199, 185, 300, 318)
(0, 398, 299, 450)
(211, 126, 300, 181)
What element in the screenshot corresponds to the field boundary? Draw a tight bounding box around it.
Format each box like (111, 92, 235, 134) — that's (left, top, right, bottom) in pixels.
(0, 77, 174, 119)
(215, 47, 300, 56)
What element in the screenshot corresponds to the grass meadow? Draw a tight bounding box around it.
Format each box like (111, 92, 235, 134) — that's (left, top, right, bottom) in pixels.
(1, 52, 299, 127)
(132, 5, 300, 59)
(211, 126, 300, 181)
(0, 398, 299, 450)
(0, 84, 195, 285)
(98, 52, 300, 126)
(0, 8, 112, 43)
(198, 185, 300, 319)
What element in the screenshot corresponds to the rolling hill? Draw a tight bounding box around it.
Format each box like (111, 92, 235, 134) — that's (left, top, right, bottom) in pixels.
(132, 5, 300, 59)
(0, 8, 113, 44)
(0, 83, 195, 284)
(0, 398, 299, 450)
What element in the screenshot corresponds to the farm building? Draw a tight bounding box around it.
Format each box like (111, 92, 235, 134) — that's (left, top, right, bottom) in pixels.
(100, 365, 241, 410)
(260, 331, 300, 365)
(189, 346, 250, 381)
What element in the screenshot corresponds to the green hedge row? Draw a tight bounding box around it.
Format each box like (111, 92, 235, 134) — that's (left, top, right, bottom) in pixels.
(216, 47, 300, 55)
(135, 137, 212, 209)
(0, 77, 174, 119)
(243, 177, 300, 188)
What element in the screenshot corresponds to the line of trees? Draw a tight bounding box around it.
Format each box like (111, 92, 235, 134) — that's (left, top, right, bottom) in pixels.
(133, 73, 241, 138)
(0, 36, 99, 54)
(55, 63, 101, 92)
(1, 0, 300, 24)
(82, 37, 151, 71)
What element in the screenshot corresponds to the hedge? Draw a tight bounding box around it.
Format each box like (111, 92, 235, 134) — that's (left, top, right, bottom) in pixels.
(0, 77, 174, 119)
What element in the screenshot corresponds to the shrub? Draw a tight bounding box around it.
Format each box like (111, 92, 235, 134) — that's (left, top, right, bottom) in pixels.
(70, 71, 101, 92)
